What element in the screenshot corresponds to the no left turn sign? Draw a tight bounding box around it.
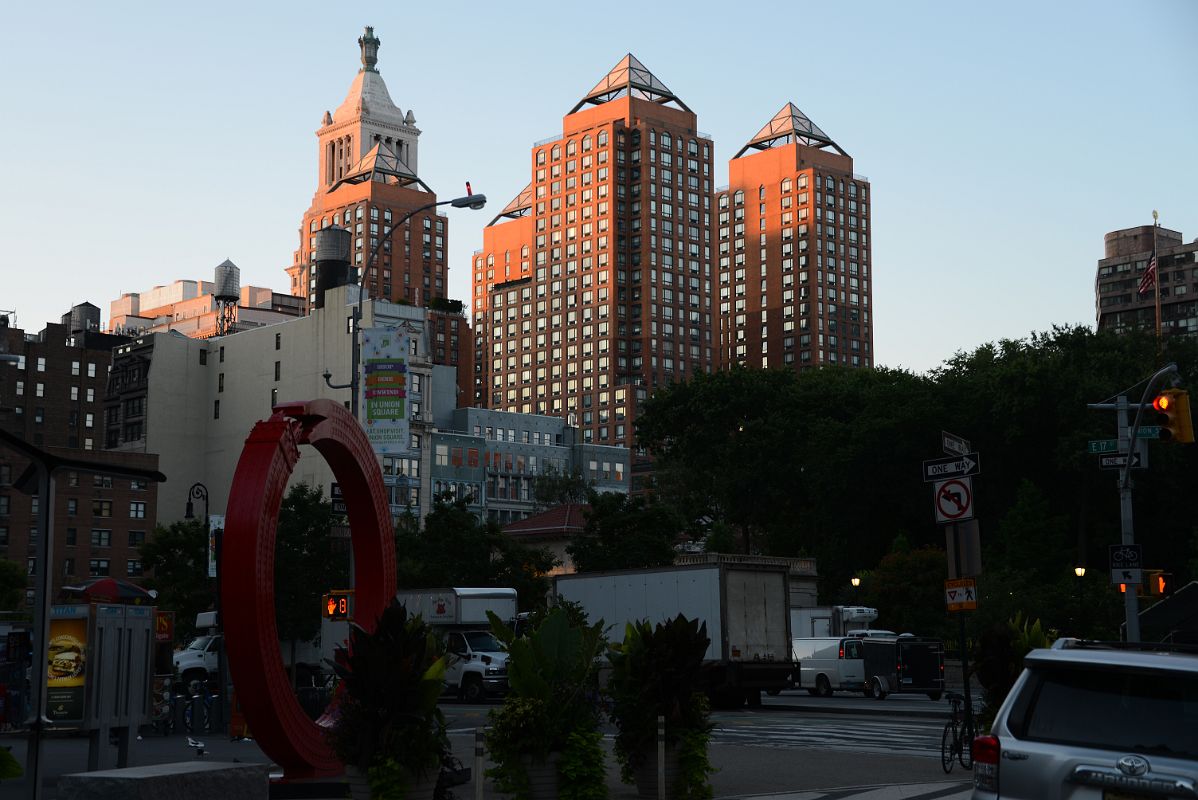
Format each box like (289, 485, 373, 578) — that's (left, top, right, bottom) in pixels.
(934, 477, 974, 523)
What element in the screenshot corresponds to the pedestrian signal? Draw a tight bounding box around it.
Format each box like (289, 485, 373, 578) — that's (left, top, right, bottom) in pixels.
(1151, 572, 1176, 597)
(323, 590, 353, 620)
(1153, 389, 1195, 444)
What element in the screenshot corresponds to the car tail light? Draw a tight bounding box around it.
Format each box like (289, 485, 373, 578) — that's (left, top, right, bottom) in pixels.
(839, 645, 844, 659)
(972, 734, 999, 793)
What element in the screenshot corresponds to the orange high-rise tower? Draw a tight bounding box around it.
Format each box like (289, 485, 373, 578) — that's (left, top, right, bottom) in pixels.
(717, 104, 873, 370)
(472, 56, 715, 484)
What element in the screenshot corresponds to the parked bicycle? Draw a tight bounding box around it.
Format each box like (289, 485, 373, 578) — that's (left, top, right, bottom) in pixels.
(940, 690, 974, 772)
(182, 679, 219, 734)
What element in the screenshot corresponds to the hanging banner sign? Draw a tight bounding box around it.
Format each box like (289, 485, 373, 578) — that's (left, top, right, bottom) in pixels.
(359, 328, 411, 454)
(207, 514, 224, 579)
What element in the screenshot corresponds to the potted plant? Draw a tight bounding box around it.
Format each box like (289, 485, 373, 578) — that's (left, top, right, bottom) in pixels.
(485, 606, 608, 800)
(326, 599, 450, 800)
(607, 614, 715, 800)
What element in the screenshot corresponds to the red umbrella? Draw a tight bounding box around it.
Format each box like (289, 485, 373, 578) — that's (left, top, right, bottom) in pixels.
(61, 577, 158, 605)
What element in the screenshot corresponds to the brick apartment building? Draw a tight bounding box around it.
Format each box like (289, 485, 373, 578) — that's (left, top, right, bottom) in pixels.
(472, 55, 716, 486)
(717, 103, 874, 369)
(1096, 224, 1198, 336)
(0, 306, 158, 607)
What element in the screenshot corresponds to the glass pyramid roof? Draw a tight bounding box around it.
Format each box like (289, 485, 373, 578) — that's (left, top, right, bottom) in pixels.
(327, 142, 431, 194)
(735, 102, 846, 158)
(571, 54, 690, 113)
(489, 183, 533, 226)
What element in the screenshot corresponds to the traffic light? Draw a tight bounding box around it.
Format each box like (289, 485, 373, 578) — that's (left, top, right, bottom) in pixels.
(1152, 389, 1195, 444)
(323, 590, 353, 620)
(1153, 572, 1177, 597)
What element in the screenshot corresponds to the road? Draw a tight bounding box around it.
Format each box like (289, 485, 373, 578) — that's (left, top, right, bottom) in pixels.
(1, 694, 975, 799)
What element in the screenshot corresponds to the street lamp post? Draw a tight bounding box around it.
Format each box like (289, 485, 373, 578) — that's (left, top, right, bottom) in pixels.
(850, 576, 860, 603)
(323, 191, 486, 420)
(184, 482, 227, 733)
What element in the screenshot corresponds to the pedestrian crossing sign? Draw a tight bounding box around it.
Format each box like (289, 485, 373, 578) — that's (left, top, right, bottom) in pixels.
(945, 578, 977, 612)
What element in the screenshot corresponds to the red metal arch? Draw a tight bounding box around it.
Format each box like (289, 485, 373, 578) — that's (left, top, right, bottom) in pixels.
(223, 399, 396, 778)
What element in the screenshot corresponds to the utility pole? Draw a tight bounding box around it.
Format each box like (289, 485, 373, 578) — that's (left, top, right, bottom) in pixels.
(1087, 362, 1179, 642)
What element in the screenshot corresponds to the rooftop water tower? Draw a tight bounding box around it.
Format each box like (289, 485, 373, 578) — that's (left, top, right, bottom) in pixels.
(214, 259, 240, 336)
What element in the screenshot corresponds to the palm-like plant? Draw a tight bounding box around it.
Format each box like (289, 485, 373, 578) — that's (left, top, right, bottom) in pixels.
(326, 600, 450, 782)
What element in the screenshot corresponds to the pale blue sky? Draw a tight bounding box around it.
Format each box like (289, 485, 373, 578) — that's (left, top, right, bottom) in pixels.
(1, 1, 1194, 373)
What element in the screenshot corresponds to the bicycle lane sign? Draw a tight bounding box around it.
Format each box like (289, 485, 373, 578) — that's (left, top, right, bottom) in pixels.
(934, 477, 974, 523)
(1109, 543, 1143, 585)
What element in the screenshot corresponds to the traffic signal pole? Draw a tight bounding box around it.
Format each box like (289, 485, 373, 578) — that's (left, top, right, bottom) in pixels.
(1089, 362, 1179, 643)
(1116, 396, 1141, 643)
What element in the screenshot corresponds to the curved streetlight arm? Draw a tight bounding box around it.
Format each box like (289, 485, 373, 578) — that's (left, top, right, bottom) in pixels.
(1120, 361, 1178, 490)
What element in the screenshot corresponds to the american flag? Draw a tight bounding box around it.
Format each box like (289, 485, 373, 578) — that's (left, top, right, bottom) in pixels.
(1137, 251, 1158, 296)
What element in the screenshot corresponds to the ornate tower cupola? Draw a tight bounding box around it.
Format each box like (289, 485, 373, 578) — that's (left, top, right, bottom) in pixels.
(316, 26, 421, 188)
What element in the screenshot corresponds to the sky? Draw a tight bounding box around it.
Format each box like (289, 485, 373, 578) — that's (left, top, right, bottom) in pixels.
(1, 1, 1195, 374)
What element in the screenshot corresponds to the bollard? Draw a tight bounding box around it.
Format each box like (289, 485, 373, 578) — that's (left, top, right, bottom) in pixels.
(475, 727, 485, 800)
(657, 714, 666, 800)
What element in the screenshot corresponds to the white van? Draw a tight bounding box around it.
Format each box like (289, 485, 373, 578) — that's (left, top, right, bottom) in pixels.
(791, 637, 865, 696)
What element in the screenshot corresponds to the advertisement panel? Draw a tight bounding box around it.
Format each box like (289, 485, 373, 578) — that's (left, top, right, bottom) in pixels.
(207, 514, 224, 578)
(46, 607, 89, 723)
(359, 327, 411, 454)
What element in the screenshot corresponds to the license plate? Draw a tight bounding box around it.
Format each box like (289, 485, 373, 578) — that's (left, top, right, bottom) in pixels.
(1104, 792, 1153, 800)
(903, 678, 913, 684)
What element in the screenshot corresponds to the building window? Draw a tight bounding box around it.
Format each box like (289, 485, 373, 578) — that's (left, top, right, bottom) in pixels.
(274, 361, 281, 380)
(219, 346, 225, 363)
(92, 500, 112, 517)
(200, 350, 208, 365)
(130, 479, 146, 491)
(129, 501, 146, 519)
(435, 445, 449, 466)
(214, 400, 220, 419)
(93, 475, 113, 488)
(91, 529, 112, 547)
(129, 530, 145, 547)
(89, 559, 110, 576)
(271, 388, 278, 406)
(88, 363, 96, 378)
(63, 557, 75, 576)
(66, 527, 77, 546)
(218, 373, 225, 392)
(67, 498, 77, 516)
(275, 332, 281, 350)
(37, 357, 46, 372)
(72, 360, 80, 376)
(0, 526, 6, 546)
(127, 559, 144, 577)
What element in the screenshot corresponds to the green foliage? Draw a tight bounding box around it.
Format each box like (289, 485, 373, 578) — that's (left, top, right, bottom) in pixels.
(395, 493, 556, 612)
(533, 464, 592, 508)
(275, 484, 347, 649)
(558, 729, 609, 800)
(567, 491, 682, 572)
(139, 519, 212, 642)
(0, 559, 25, 611)
(634, 326, 1198, 638)
(973, 612, 1056, 726)
(607, 615, 714, 796)
(0, 744, 22, 780)
(859, 544, 948, 638)
(486, 607, 607, 799)
(327, 600, 449, 775)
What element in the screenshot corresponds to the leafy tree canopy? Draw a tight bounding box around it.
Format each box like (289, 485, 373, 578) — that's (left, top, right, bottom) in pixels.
(275, 483, 348, 649)
(0, 558, 25, 611)
(140, 518, 212, 642)
(566, 491, 682, 573)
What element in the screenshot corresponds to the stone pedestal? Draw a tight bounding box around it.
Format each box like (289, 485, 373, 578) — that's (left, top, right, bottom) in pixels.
(57, 761, 270, 800)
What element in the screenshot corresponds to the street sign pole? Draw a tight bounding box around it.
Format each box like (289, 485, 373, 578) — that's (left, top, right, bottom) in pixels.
(1117, 396, 1141, 642)
(949, 524, 975, 737)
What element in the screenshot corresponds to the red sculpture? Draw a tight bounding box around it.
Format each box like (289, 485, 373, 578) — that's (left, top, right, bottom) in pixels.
(223, 399, 396, 778)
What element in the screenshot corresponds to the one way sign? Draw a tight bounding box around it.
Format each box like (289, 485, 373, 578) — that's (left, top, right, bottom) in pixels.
(923, 453, 982, 482)
(945, 578, 978, 612)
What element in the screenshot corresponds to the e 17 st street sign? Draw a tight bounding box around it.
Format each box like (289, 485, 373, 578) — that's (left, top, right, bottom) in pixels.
(942, 431, 971, 458)
(923, 453, 981, 482)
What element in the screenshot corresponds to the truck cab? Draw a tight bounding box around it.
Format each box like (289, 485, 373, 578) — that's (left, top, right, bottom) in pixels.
(444, 630, 509, 702)
(173, 634, 221, 685)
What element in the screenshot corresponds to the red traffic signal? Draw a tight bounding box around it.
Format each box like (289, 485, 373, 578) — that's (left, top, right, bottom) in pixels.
(322, 590, 353, 620)
(1152, 389, 1194, 444)
(1154, 572, 1176, 597)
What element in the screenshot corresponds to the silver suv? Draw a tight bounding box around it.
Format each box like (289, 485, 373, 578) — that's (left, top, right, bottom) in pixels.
(973, 638, 1198, 798)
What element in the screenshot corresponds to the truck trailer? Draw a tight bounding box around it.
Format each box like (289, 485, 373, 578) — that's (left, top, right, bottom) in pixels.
(554, 561, 792, 705)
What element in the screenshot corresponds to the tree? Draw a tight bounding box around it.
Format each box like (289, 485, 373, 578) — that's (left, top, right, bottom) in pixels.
(567, 491, 681, 572)
(859, 538, 949, 639)
(532, 464, 592, 509)
(395, 493, 556, 612)
(275, 484, 348, 686)
(0, 558, 25, 611)
(140, 519, 212, 642)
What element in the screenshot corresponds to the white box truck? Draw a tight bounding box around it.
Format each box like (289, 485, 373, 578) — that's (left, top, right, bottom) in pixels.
(791, 605, 879, 638)
(554, 561, 792, 706)
(394, 588, 517, 702)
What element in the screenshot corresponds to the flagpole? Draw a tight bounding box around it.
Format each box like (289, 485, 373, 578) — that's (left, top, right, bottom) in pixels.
(1152, 209, 1161, 351)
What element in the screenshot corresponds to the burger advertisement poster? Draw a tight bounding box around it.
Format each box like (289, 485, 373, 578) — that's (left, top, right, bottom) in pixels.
(46, 615, 88, 722)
